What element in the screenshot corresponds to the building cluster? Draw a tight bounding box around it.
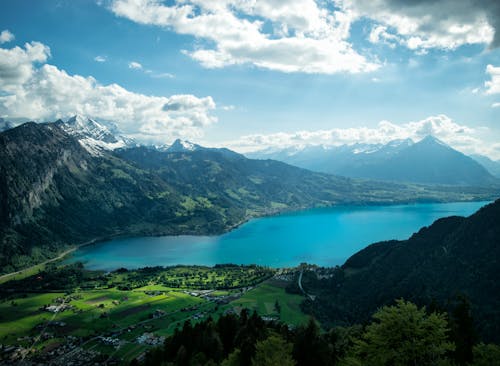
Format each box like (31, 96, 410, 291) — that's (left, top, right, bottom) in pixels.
(136, 332, 165, 346)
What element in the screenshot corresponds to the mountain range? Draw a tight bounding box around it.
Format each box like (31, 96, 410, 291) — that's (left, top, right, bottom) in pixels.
(0, 117, 499, 273)
(249, 136, 498, 186)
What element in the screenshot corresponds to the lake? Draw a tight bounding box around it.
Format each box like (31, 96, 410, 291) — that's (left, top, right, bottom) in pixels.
(68, 201, 489, 270)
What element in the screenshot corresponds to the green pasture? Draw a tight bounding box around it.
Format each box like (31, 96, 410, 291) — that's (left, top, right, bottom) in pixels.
(227, 279, 309, 326)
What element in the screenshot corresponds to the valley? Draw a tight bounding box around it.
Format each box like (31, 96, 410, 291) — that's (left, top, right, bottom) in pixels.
(1, 199, 499, 365)
(1, 120, 499, 275)
(2, 2, 500, 363)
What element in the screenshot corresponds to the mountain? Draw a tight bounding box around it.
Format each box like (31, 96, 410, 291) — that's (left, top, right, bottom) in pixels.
(249, 136, 497, 186)
(301, 199, 500, 341)
(55, 115, 134, 155)
(1, 121, 499, 273)
(160, 138, 202, 152)
(0, 118, 18, 132)
(471, 154, 500, 178)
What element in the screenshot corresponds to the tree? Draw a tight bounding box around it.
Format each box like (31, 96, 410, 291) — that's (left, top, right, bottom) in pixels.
(472, 343, 500, 366)
(252, 334, 296, 366)
(343, 299, 454, 366)
(293, 318, 332, 366)
(450, 296, 476, 365)
(274, 300, 281, 314)
(221, 349, 242, 366)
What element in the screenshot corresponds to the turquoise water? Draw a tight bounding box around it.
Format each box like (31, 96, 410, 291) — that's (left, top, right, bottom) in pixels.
(68, 201, 489, 270)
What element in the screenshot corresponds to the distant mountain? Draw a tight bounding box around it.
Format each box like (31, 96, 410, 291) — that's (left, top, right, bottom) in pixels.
(55, 115, 135, 155)
(160, 138, 201, 152)
(249, 136, 497, 186)
(5, 122, 492, 273)
(0, 118, 18, 132)
(302, 199, 500, 341)
(471, 154, 500, 178)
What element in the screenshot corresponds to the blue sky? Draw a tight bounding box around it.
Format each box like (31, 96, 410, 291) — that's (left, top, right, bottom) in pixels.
(1, 0, 500, 158)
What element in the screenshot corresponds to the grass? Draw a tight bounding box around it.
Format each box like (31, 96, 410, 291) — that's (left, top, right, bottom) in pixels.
(226, 279, 309, 326)
(0, 264, 45, 284)
(0, 265, 308, 363)
(0, 288, 203, 344)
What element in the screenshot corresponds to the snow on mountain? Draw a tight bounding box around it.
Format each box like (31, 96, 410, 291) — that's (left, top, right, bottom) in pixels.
(168, 139, 199, 152)
(156, 138, 203, 153)
(56, 115, 134, 155)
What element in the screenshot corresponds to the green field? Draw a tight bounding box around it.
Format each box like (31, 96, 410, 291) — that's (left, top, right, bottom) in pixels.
(225, 279, 309, 326)
(0, 265, 308, 364)
(0, 288, 203, 341)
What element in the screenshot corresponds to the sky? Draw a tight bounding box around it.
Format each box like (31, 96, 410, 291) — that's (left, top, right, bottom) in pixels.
(1, 0, 500, 158)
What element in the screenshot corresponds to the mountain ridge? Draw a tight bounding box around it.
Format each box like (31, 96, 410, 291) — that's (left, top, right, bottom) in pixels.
(249, 136, 498, 186)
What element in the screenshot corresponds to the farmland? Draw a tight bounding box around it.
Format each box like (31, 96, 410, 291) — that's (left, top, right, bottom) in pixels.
(0, 263, 307, 364)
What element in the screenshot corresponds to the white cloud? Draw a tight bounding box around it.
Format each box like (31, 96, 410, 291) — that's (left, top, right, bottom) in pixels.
(151, 72, 174, 79)
(0, 42, 217, 143)
(107, 0, 500, 73)
(222, 114, 499, 159)
(0, 41, 50, 91)
(368, 25, 398, 48)
(129, 61, 175, 79)
(485, 64, 500, 94)
(109, 0, 379, 74)
(342, 0, 495, 51)
(128, 61, 143, 69)
(0, 30, 14, 44)
(94, 55, 107, 62)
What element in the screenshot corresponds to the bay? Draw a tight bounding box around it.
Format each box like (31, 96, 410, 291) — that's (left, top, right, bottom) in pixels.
(68, 201, 489, 270)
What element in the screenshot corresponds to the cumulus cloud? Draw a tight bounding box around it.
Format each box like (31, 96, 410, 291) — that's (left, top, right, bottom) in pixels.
(222, 115, 498, 159)
(109, 0, 379, 74)
(0, 41, 50, 91)
(107, 0, 500, 73)
(341, 0, 498, 51)
(0, 30, 14, 44)
(0, 42, 216, 142)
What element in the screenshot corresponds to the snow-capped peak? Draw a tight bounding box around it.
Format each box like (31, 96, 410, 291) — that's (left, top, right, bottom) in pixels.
(163, 139, 202, 152)
(56, 115, 133, 155)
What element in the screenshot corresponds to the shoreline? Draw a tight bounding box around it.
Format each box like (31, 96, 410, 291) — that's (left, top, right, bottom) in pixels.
(0, 198, 494, 282)
(0, 237, 105, 284)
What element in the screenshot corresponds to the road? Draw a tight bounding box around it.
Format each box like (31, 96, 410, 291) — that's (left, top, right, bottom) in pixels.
(298, 270, 315, 301)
